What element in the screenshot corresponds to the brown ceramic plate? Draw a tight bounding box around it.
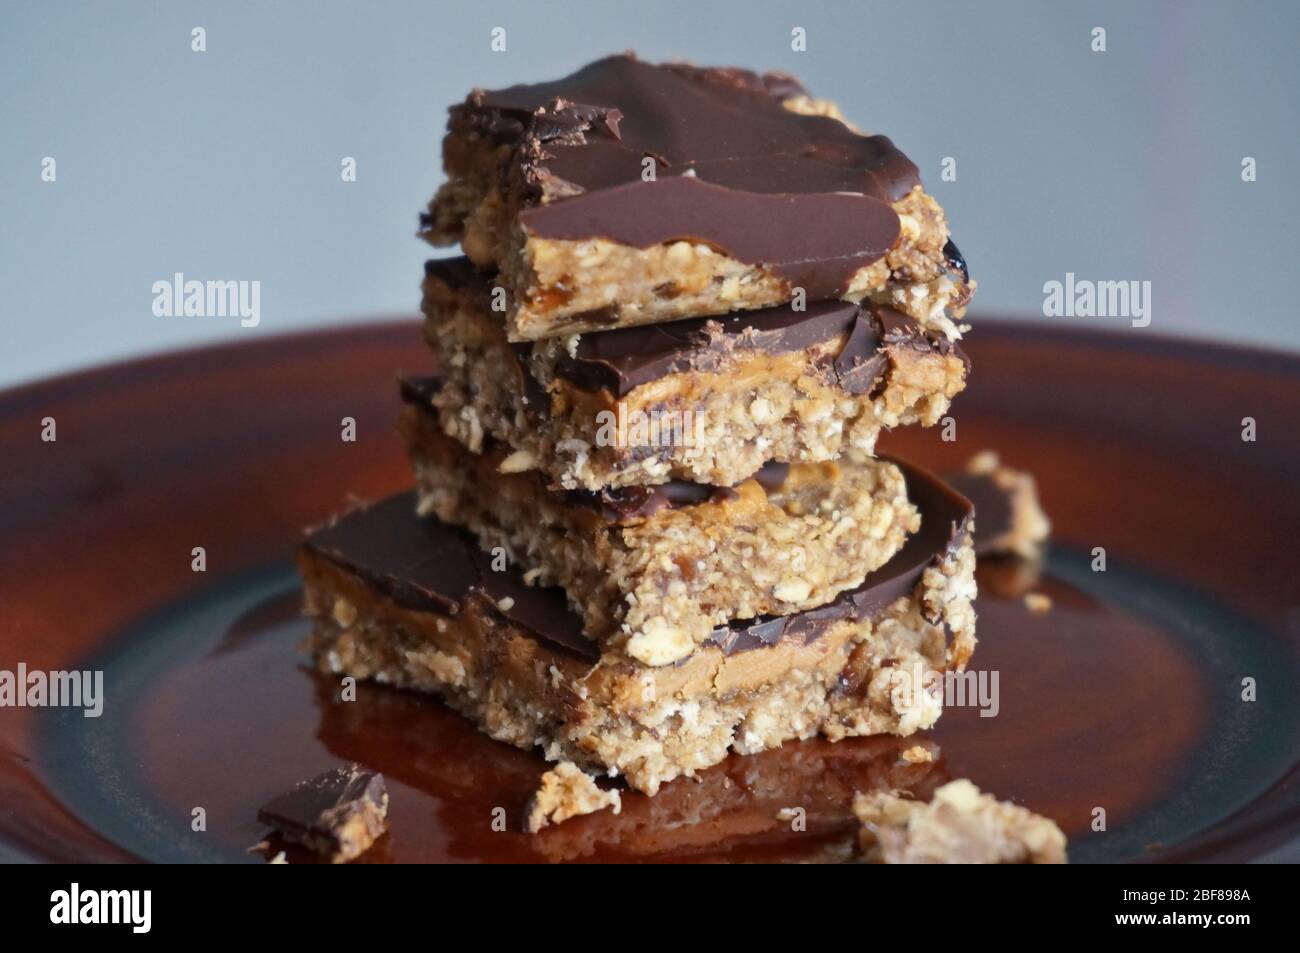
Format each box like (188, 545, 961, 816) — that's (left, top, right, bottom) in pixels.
(2, 320, 1298, 863)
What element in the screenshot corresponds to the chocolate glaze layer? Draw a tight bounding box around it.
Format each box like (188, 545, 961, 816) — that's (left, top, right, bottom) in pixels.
(557, 300, 871, 397)
(424, 256, 965, 400)
(301, 462, 972, 663)
(305, 493, 597, 660)
(453, 54, 920, 297)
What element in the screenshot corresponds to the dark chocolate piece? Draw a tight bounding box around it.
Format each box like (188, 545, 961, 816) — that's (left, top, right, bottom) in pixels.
(943, 239, 969, 285)
(398, 375, 440, 407)
(425, 257, 964, 400)
(301, 462, 972, 661)
(257, 764, 389, 863)
(305, 493, 597, 660)
(944, 471, 1014, 557)
(830, 314, 890, 395)
(452, 55, 919, 297)
(424, 255, 486, 291)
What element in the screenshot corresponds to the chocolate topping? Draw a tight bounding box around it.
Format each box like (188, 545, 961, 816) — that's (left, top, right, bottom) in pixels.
(455, 55, 920, 297)
(425, 257, 964, 400)
(557, 299, 866, 397)
(304, 493, 596, 660)
(302, 462, 972, 662)
(424, 255, 486, 290)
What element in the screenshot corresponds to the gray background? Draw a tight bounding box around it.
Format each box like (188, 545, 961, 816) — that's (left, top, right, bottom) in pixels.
(2, 0, 1297, 388)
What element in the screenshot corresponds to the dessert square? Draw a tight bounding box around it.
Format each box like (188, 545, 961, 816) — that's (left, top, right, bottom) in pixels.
(422, 54, 972, 340)
(421, 257, 968, 490)
(298, 463, 976, 794)
(401, 387, 921, 666)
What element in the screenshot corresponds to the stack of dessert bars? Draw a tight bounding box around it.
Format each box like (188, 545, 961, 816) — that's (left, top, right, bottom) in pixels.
(299, 55, 979, 796)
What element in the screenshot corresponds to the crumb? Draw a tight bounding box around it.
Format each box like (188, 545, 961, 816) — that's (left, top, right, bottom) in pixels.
(853, 779, 1067, 864)
(952, 450, 1051, 559)
(965, 449, 1001, 477)
(257, 764, 389, 863)
(1023, 592, 1053, 614)
(268, 851, 288, 864)
(525, 762, 622, 833)
(901, 745, 934, 764)
(496, 596, 516, 612)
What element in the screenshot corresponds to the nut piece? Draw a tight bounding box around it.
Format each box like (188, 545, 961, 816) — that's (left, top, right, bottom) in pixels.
(625, 618, 694, 666)
(900, 745, 935, 764)
(498, 449, 537, 474)
(331, 597, 357, 627)
(1023, 592, 1053, 614)
(773, 578, 813, 603)
(525, 762, 622, 833)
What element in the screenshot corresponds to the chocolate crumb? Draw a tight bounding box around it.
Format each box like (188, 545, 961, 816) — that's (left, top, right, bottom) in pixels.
(257, 763, 389, 863)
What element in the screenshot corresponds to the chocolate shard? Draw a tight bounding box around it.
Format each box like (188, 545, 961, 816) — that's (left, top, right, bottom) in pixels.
(257, 764, 389, 863)
(942, 238, 969, 285)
